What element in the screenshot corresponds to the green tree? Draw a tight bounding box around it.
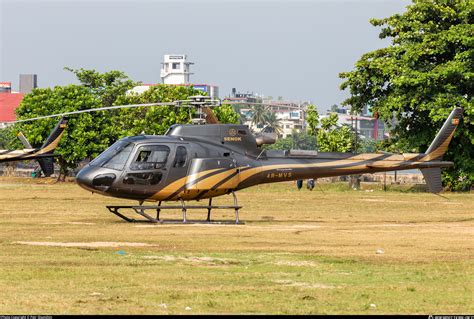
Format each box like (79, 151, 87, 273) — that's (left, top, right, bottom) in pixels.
(14, 67, 139, 179)
(267, 112, 353, 152)
(339, 0, 473, 190)
(305, 104, 319, 136)
(112, 85, 238, 136)
(64, 67, 138, 148)
(266, 131, 317, 151)
(113, 85, 192, 137)
(317, 114, 354, 152)
(357, 138, 378, 153)
(64, 67, 137, 107)
(213, 104, 240, 124)
(15, 85, 106, 180)
(0, 127, 20, 150)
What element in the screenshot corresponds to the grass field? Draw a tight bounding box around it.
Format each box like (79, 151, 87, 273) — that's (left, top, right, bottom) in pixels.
(0, 177, 472, 314)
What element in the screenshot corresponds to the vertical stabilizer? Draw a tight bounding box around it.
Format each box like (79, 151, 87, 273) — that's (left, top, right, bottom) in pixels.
(423, 108, 463, 161)
(421, 167, 443, 193)
(39, 117, 68, 152)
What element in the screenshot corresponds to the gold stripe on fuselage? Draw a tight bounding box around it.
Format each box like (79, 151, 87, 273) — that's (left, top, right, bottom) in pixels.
(248, 153, 426, 180)
(186, 168, 239, 190)
(147, 153, 425, 202)
(237, 160, 373, 184)
(148, 168, 223, 201)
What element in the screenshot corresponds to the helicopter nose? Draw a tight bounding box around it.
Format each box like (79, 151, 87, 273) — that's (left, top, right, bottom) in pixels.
(76, 166, 95, 191)
(76, 165, 116, 193)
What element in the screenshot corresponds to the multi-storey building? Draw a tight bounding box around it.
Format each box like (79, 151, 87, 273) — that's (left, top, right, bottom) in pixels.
(228, 89, 307, 138)
(131, 54, 219, 98)
(322, 107, 387, 141)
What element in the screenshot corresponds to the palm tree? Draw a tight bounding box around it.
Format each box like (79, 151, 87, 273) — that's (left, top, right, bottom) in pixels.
(251, 104, 268, 129)
(263, 111, 282, 135)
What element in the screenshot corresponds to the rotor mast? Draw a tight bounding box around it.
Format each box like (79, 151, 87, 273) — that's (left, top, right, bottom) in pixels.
(180, 95, 221, 125)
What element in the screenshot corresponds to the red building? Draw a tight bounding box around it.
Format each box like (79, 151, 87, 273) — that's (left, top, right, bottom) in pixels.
(0, 92, 24, 123)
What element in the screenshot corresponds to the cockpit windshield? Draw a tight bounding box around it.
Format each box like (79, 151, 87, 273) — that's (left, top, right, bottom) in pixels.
(90, 141, 134, 171)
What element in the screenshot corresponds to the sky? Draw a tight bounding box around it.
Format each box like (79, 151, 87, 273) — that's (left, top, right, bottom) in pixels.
(0, 0, 411, 112)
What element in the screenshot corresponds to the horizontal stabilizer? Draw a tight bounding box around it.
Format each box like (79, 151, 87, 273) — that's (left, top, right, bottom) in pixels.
(17, 132, 32, 148)
(421, 167, 443, 193)
(376, 150, 394, 155)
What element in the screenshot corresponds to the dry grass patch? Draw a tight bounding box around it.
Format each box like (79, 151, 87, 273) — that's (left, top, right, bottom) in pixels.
(14, 241, 157, 248)
(0, 178, 473, 314)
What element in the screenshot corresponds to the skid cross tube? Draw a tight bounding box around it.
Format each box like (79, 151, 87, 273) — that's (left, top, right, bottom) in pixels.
(232, 191, 240, 224)
(156, 201, 162, 221)
(180, 198, 187, 223)
(207, 197, 212, 222)
(106, 198, 243, 224)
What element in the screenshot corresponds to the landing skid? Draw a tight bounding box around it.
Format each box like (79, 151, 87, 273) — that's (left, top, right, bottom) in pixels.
(106, 192, 244, 224)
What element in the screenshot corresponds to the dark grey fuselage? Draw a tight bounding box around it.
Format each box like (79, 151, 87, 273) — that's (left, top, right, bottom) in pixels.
(76, 123, 453, 202)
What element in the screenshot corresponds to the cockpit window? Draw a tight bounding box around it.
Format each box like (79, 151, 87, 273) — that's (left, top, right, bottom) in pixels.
(130, 145, 170, 171)
(90, 141, 134, 171)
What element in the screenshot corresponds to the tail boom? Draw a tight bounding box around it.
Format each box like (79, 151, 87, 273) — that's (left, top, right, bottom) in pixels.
(0, 117, 67, 168)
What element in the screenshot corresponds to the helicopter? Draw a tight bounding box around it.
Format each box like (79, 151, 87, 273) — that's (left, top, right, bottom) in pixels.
(0, 117, 68, 177)
(1, 96, 463, 224)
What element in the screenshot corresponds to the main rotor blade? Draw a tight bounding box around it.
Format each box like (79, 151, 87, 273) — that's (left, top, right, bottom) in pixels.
(1, 101, 182, 125)
(1, 97, 304, 127)
(222, 100, 305, 109)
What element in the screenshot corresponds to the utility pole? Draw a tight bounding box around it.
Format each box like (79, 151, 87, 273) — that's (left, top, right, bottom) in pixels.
(355, 114, 358, 152)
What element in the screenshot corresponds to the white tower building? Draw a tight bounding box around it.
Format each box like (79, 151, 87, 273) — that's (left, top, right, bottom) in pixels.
(160, 54, 194, 85)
